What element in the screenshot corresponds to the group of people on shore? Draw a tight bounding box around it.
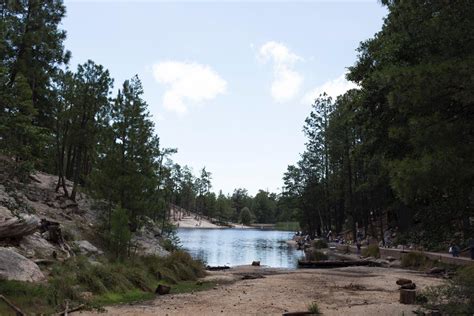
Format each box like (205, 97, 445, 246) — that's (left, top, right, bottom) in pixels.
(293, 229, 474, 260)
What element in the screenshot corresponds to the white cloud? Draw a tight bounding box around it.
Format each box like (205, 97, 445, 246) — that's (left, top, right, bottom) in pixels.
(258, 41, 303, 102)
(152, 61, 227, 114)
(302, 73, 358, 105)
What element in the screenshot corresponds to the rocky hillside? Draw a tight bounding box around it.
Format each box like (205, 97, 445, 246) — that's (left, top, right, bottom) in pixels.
(0, 166, 168, 283)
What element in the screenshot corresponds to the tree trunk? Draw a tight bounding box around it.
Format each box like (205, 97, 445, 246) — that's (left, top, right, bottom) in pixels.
(70, 146, 82, 201)
(0, 215, 39, 240)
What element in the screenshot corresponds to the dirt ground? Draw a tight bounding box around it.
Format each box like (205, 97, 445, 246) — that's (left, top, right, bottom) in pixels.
(76, 265, 443, 316)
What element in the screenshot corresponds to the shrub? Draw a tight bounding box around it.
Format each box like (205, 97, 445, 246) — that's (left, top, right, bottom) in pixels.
(305, 249, 328, 261)
(401, 252, 428, 269)
(307, 301, 321, 314)
(239, 207, 252, 225)
(311, 239, 328, 249)
(421, 264, 474, 315)
(108, 207, 131, 260)
(362, 244, 380, 258)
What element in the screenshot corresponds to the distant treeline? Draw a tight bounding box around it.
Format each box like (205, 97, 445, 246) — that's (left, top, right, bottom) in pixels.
(282, 0, 473, 249)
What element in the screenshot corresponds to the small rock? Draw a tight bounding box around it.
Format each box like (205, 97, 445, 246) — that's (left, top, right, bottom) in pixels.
(428, 267, 445, 275)
(251, 261, 260, 266)
(396, 278, 412, 285)
(386, 256, 396, 262)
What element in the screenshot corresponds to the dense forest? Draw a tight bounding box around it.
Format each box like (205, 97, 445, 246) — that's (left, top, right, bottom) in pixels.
(1, 1, 473, 251)
(282, 0, 473, 249)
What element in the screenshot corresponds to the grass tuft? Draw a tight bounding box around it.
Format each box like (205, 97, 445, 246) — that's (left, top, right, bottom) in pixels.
(307, 301, 321, 314)
(362, 244, 380, 258)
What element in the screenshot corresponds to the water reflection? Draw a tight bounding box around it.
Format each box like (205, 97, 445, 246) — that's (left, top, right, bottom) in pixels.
(177, 228, 304, 268)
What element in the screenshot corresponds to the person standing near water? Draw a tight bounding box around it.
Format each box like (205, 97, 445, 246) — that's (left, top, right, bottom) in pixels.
(470, 238, 474, 260)
(450, 242, 460, 257)
(463, 237, 474, 260)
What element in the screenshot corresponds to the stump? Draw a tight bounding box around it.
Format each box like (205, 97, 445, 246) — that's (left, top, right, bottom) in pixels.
(155, 284, 171, 295)
(400, 289, 416, 304)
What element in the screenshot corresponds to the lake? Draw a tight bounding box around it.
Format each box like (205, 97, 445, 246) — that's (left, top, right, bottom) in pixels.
(177, 228, 304, 268)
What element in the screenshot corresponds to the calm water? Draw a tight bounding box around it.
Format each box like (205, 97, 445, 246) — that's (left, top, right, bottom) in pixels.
(177, 228, 304, 268)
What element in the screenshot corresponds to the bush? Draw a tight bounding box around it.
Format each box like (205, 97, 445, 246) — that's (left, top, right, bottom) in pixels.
(311, 239, 328, 249)
(421, 264, 474, 315)
(108, 207, 131, 260)
(305, 249, 328, 261)
(362, 244, 380, 258)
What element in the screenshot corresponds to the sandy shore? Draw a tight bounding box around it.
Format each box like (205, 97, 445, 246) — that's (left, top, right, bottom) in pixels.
(76, 265, 443, 316)
(170, 209, 252, 229)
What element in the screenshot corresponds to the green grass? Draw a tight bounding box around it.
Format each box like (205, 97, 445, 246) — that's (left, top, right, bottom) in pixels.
(169, 280, 216, 294)
(362, 244, 380, 258)
(400, 252, 457, 271)
(0, 250, 207, 314)
(0, 280, 56, 315)
(274, 221, 300, 231)
(92, 289, 155, 306)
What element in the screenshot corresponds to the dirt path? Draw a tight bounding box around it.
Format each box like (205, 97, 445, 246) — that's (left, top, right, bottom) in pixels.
(76, 266, 443, 316)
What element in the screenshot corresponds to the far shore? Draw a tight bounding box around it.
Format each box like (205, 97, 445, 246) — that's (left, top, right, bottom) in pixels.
(170, 209, 253, 229)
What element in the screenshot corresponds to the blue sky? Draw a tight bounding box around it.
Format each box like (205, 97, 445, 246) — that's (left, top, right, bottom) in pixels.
(63, 1, 387, 195)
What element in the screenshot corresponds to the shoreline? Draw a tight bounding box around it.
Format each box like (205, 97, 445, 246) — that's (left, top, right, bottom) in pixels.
(77, 264, 444, 315)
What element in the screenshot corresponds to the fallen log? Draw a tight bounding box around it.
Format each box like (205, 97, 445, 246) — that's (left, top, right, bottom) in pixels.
(206, 265, 230, 271)
(0, 215, 39, 240)
(298, 260, 381, 269)
(56, 304, 85, 316)
(241, 273, 265, 280)
(0, 294, 25, 316)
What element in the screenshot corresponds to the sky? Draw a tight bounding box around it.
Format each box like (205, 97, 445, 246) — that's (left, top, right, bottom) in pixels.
(62, 0, 387, 195)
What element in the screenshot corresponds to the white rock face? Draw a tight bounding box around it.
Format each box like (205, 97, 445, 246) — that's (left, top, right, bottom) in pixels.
(74, 240, 103, 255)
(0, 205, 12, 219)
(0, 247, 45, 282)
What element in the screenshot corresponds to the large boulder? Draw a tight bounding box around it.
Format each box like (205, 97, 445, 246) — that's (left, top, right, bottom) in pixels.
(132, 234, 169, 257)
(0, 205, 12, 219)
(0, 247, 45, 282)
(19, 232, 57, 258)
